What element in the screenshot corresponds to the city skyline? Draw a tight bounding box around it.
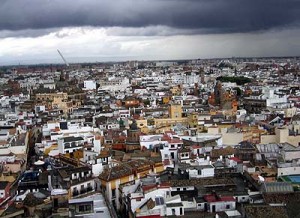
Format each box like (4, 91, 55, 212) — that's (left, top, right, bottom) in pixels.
(1, 0, 300, 65)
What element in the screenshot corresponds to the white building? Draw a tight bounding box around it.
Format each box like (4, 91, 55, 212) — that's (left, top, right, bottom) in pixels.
(83, 80, 97, 91)
(69, 193, 111, 217)
(57, 136, 85, 154)
(188, 165, 215, 179)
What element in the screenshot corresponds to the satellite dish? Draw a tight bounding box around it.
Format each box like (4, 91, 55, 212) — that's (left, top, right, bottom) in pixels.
(258, 175, 265, 182)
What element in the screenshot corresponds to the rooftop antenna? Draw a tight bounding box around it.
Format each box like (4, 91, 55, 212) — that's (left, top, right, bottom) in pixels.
(57, 49, 69, 67)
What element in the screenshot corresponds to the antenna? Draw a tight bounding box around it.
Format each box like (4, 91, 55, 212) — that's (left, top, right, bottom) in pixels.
(57, 49, 69, 67)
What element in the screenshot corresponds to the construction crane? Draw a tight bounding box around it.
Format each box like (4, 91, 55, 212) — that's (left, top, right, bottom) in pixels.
(57, 49, 69, 67)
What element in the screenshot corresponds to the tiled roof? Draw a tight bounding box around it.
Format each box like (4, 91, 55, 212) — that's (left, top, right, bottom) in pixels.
(244, 205, 288, 218)
(170, 178, 235, 187)
(58, 166, 91, 179)
(178, 147, 190, 153)
(99, 165, 132, 181)
(263, 193, 300, 204)
(99, 159, 155, 181)
(204, 194, 235, 203)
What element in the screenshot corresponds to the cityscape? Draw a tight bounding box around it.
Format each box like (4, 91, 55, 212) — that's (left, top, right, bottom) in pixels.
(0, 57, 298, 218)
(1, 1, 300, 218)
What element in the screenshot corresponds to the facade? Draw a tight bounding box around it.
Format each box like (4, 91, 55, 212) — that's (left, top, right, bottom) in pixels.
(58, 136, 85, 154)
(188, 165, 215, 179)
(69, 193, 111, 217)
(99, 159, 164, 210)
(35, 92, 73, 114)
(83, 80, 97, 91)
(204, 194, 236, 213)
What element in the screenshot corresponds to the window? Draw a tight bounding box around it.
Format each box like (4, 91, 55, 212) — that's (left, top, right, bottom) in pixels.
(177, 188, 180, 191)
(112, 189, 116, 198)
(78, 204, 92, 212)
(226, 204, 230, 209)
(171, 152, 175, 159)
(85, 204, 92, 211)
(79, 205, 84, 212)
(155, 196, 165, 205)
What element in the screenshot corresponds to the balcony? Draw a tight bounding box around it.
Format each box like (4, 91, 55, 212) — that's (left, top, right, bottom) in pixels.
(73, 190, 79, 197)
(87, 186, 93, 192)
(80, 188, 87, 195)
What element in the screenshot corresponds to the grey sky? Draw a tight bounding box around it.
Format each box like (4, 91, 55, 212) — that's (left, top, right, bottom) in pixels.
(0, 0, 299, 65)
(1, 0, 300, 33)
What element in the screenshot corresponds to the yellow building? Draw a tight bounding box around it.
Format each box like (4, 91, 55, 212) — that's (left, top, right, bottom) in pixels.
(170, 86, 182, 96)
(169, 104, 182, 119)
(261, 127, 300, 147)
(136, 104, 191, 133)
(188, 112, 198, 128)
(162, 96, 172, 104)
(154, 117, 188, 128)
(136, 119, 149, 134)
(35, 92, 73, 114)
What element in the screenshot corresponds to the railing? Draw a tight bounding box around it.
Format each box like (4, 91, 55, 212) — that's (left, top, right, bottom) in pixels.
(73, 187, 94, 198)
(73, 191, 79, 196)
(103, 194, 118, 218)
(87, 186, 93, 192)
(80, 188, 87, 195)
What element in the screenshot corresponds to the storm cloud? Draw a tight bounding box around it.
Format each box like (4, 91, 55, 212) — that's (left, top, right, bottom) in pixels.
(1, 0, 300, 34)
(1, 0, 300, 65)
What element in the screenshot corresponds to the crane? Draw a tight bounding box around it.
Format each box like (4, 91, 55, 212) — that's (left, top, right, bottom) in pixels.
(57, 49, 69, 67)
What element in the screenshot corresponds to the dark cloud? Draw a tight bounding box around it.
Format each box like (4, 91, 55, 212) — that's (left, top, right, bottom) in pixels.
(0, 0, 300, 34)
(106, 26, 203, 36)
(0, 28, 58, 38)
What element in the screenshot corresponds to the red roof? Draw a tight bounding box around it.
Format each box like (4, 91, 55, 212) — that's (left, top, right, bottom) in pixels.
(163, 159, 170, 165)
(164, 131, 176, 134)
(168, 138, 182, 144)
(204, 194, 235, 203)
(142, 183, 170, 192)
(142, 184, 157, 192)
(229, 157, 242, 163)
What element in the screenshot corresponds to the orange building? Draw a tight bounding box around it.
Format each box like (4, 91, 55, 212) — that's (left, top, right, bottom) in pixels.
(124, 97, 140, 108)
